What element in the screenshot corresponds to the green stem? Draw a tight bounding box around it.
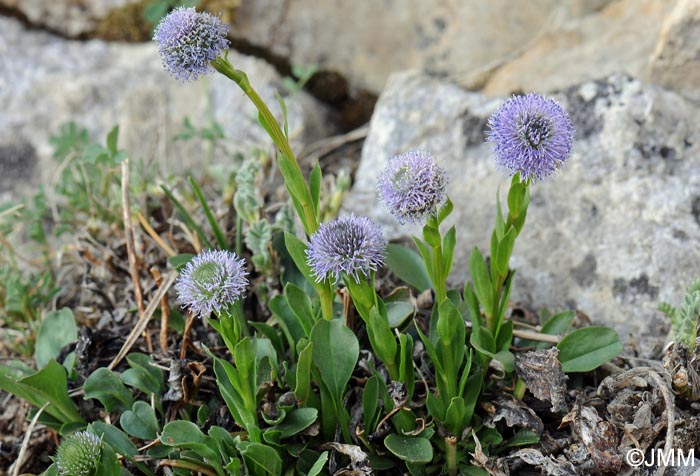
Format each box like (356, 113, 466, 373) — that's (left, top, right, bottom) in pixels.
(513, 377, 527, 400)
(211, 57, 318, 235)
(445, 436, 458, 476)
(235, 215, 243, 256)
(426, 215, 447, 304)
(319, 281, 334, 321)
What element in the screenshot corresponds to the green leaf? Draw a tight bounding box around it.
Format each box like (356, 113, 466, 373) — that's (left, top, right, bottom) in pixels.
(494, 193, 506, 240)
(398, 333, 415, 400)
(469, 247, 493, 315)
(188, 176, 228, 250)
(84, 368, 134, 412)
(119, 401, 159, 440)
(557, 326, 622, 373)
(311, 319, 359, 403)
(121, 353, 164, 395)
(167, 253, 194, 271)
(285, 282, 316, 337)
(444, 396, 466, 436)
(283, 232, 321, 295)
(363, 375, 380, 431)
(276, 92, 289, 138)
(306, 451, 329, 476)
(161, 420, 222, 470)
(367, 307, 398, 374)
(88, 421, 137, 457)
(385, 243, 432, 292)
(521, 311, 575, 349)
(507, 176, 526, 216)
(441, 226, 457, 278)
(238, 441, 283, 476)
(269, 408, 318, 438)
(270, 294, 306, 342)
(34, 308, 77, 369)
(422, 225, 441, 248)
(500, 429, 540, 450)
(437, 198, 453, 224)
(161, 420, 206, 445)
(96, 443, 121, 476)
(384, 434, 433, 463)
(0, 360, 83, 425)
(106, 125, 119, 156)
(494, 226, 517, 277)
(385, 299, 415, 329)
(160, 184, 213, 249)
(294, 341, 313, 404)
(309, 163, 321, 216)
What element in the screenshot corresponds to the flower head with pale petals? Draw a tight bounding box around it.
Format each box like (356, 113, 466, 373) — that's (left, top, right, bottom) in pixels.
(487, 93, 574, 181)
(153, 7, 229, 81)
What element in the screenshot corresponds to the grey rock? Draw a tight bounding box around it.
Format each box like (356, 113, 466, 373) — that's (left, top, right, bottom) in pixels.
(0, 0, 139, 37)
(648, 0, 700, 103)
(347, 71, 700, 337)
(0, 16, 334, 202)
(231, 0, 601, 94)
(481, 0, 674, 96)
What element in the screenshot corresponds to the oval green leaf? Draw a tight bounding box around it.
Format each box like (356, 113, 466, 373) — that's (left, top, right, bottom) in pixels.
(557, 326, 622, 373)
(384, 434, 433, 463)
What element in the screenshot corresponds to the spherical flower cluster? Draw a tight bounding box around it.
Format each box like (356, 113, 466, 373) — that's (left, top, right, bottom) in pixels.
(54, 431, 102, 476)
(153, 7, 230, 81)
(306, 214, 386, 283)
(487, 93, 574, 182)
(377, 150, 448, 224)
(175, 249, 248, 317)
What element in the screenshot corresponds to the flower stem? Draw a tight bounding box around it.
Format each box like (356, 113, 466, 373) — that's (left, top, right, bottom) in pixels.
(211, 56, 318, 235)
(319, 282, 334, 321)
(445, 435, 459, 476)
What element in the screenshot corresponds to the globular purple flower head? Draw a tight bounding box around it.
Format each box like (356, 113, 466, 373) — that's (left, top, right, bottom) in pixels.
(487, 93, 574, 182)
(54, 431, 102, 476)
(153, 7, 229, 81)
(175, 249, 248, 317)
(306, 214, 386, 283)
(377, 150, 448, 224)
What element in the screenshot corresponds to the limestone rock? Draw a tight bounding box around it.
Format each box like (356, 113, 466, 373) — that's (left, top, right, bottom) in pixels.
(0, 0, 140, 37)
(231, 0, 598, 94)
(648, 0, 700, 102)
(481, 0, 674, 96)
(348, 71, 700, 337)
(0, 16, 333, 202)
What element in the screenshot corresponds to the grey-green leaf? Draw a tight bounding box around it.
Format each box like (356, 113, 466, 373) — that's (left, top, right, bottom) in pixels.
(557, 326, 622, 373)
(34, 308, 77, 369)
(384, 434, 433, 463)
(311, 319, 359, 403)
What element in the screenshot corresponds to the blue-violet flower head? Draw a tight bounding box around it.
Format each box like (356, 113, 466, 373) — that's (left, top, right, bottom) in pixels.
(153, 7, 229, 81)
(175, 249, 248, 317)
(487, 93, 574, 182)
(306, 214, 386, 283)
(54, 431, 102, 476)
(377, 150, 448, 224)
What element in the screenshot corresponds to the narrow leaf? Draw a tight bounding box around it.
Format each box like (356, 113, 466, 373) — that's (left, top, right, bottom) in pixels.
(188, 176, 228, 249)
(469, 247, 493, 315)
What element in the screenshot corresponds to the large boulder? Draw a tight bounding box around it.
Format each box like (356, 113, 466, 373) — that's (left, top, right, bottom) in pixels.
(0, 0, 140, 37)
(648, 0, 700, 103)
(480, 0, 674, 96)
(230, 0, 608, 94)
(348, 71, 700, 337)
(0, 16, 333, 202)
